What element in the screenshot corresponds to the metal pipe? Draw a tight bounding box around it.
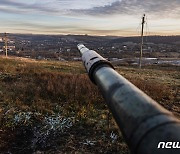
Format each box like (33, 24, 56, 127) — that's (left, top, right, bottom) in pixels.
(77, 44, 180, 154)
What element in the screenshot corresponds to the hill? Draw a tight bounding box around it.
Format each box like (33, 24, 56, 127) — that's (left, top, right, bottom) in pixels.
(111, 35, 180, 44)
(0, 56, 179, 153)
(3, 33, 180, 44)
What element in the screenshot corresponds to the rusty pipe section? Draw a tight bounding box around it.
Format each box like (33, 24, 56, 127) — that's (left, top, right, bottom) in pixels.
(77, 44, 180, 154)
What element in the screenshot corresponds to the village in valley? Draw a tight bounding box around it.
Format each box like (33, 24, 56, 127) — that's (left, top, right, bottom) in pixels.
(0, 34, 180, 66)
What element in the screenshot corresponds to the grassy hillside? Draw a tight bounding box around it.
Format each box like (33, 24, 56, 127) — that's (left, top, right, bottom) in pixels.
(0, 56, 179, 153)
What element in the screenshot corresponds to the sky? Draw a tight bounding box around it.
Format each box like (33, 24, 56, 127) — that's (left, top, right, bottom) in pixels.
(0, 0, 180, 36)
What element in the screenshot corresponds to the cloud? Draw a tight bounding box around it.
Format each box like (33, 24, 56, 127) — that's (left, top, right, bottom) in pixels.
(70, 0, 180, 18)
(0, 0, 179, 35)
(1, 0, 179, 18)
(0, 0, 117, 15)
(0, 0, 59, 14)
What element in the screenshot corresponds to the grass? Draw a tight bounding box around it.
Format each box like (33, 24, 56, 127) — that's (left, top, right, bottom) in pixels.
(0, 56, 179, 153)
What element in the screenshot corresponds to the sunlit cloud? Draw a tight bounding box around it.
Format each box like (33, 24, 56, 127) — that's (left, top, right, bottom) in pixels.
(70, 0, 180, 18)
(0, 0, 179, 36)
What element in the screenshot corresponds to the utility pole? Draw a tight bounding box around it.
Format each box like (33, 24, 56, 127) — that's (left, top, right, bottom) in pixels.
(4, 32, 8, 57)
(139, 14, 145, 69)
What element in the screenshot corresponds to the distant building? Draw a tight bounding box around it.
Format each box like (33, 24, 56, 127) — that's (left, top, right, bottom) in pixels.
(3, 45, 16, 51)
(122, 42, 137, 46)
(109, 58, 119, 61)
(58, 57, 65, 61)
(37, 56, 43, 60)
(73, 57, 81, 61)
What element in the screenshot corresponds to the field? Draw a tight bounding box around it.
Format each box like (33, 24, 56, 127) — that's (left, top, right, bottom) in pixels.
(0, 56, 179, 154)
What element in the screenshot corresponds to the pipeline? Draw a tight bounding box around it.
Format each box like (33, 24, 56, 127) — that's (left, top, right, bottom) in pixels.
(77, 44, 180, 154)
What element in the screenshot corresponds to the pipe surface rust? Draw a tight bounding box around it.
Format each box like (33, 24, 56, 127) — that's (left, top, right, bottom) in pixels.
(77, 44, 180, 154)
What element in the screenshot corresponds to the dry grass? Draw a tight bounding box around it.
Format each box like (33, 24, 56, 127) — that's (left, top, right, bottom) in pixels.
(0, 56, 179, 153)
(117, 66, 180, 118)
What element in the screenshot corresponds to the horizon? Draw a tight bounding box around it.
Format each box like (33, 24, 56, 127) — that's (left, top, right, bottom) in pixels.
(1, 33, 180, 38)
(0, 0, 180, 36)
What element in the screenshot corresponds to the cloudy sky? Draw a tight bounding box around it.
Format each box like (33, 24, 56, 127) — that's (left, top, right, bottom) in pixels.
(0, 0, 180, 36)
